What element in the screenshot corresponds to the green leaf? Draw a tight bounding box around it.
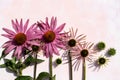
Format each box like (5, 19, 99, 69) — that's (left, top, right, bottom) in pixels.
(11, 57, 17, 64)
(0, 64, 6, 68)
(0, 50, 8, 60)
(4, 58, 17, 72)
(36, 72, 50, 80)
(52, 75, 56, 80)
(4, 59, 13, 67)
(15, 62, 25, 69)
(24, 55, 34, 67)
(33, 58, 44, 64)
(15, 76, 32, 80)
(23, 55, 44, 68)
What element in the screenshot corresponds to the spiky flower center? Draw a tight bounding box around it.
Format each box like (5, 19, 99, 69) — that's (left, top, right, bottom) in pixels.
(14, 33, 27, 45)
(68, 39, 76, 47)
(98, 57, 106, 65)
(80, 49, 88, 57)
(43, 31, 56, 43)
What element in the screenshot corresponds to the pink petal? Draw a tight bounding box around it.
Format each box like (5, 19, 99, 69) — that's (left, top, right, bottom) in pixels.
(23, 19, 29, 33)
(55, 43, 65, 49)
(52, 44, 59, 55)
(48, 44, 53, 56)
(50, 17, 54, 29)
(26, 41, 39, 46)
(15, 19, 21, 32)
(11, 20, 18, 32)
(14, 46, 22, 59)
(45, 17, 50, 28)
(17, 46, 22, 59)
(20, 19, 23, 32)
(50, 17, 57, 30)
(26, 23, 36, 34)
(3, 28, 15, 35)
(5, 45, 16, 54)
(55, 23, 65, 33)
(44, 45, 49, 57)
(1, 34, 14, 39)
(2, 41, 12, 48)
(53, 17, 57, 29)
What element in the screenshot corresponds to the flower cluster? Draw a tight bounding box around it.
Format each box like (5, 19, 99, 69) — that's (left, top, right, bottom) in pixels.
(0, 17, 116, 80)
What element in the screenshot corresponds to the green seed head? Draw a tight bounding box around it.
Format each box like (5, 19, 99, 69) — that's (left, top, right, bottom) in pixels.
(56, 58, 62, 65)
(96, 42, 106, 50)
(107, 48, 116, 56)
(32, 45, 39, 52)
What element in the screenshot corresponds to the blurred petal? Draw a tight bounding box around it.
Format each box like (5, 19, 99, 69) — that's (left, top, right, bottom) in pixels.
(5, 45, 16, 54)
(55, 23, 65, 33)
(2, 28, 15, 35)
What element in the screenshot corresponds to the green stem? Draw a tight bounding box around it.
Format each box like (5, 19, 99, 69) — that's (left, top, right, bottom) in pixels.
(68, 50, 73, 80)
(33, 54, 37, 80)
(18, 59, 22, 76)
(19, 69, 22, 76)
(82, 58, 86, 80)
(49, 56, 53, 80)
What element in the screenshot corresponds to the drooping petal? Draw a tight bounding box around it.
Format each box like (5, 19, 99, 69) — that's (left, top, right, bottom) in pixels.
(52, 44, 59, 55)
(13, 46, 20, 56)
(44, 45, 49, 57)
(2, 41, 12, 48)
(55, 42, 65, 49)
(5, 45, 16, 54)
(48, 44, 53, 56)
(16, 46, 22, 59)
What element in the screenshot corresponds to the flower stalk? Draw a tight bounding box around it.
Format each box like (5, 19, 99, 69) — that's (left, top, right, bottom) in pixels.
(68, 50, 73, 80)
(18, 59, 22, 76)
(49, 56, 53, 80)
(82, 58, 86, 80)
(33, 53, 37, 80)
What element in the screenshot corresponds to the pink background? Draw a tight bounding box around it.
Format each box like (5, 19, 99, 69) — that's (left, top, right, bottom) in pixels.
(0, 0, 120, 80)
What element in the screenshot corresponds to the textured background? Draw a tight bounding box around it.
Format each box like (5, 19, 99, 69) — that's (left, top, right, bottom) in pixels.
(0, 0, 120, 80)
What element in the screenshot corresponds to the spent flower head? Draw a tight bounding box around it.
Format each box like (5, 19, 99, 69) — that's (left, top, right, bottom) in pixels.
(62, 28, 86, 59)
(72, 42, 97, 70)
(96, 56, 109, 70)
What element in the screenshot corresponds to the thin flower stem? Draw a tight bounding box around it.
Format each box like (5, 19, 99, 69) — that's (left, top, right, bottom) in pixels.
(68, 50, 73, 80)
(18, 59, 22, 76)
(82, 58, 86, 80)
(49, 56, 53, 80)
(19, 69, 22, 76)
(33, 53, 37, 80)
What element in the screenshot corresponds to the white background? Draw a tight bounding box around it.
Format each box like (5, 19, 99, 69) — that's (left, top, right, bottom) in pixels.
(0, 0, 120, 80)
